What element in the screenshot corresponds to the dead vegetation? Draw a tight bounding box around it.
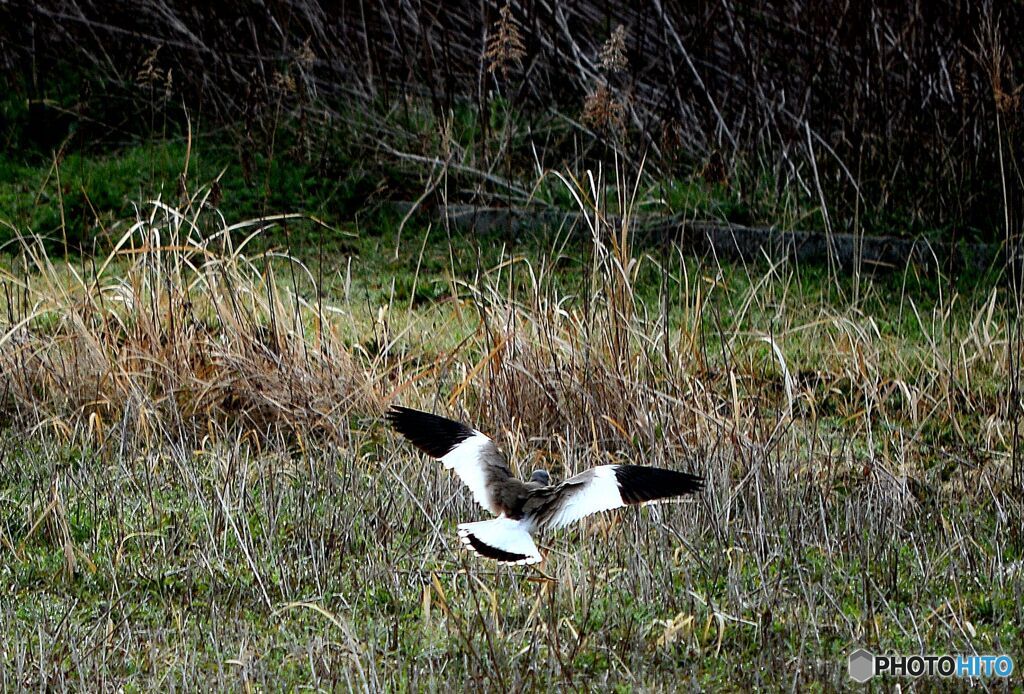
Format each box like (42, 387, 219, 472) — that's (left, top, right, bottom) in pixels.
(0, 192, 378, 447)
(5, 0, 1022, 237)
(0, 160, 1020, 688)
(0, 1, 1022, 687)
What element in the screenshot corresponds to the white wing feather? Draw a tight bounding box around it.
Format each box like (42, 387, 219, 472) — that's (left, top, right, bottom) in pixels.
(440, 432, 499, 513)
(544, 465, 626, 530)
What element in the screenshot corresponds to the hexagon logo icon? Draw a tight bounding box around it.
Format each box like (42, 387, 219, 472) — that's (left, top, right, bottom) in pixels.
(849, 649, 874, 683)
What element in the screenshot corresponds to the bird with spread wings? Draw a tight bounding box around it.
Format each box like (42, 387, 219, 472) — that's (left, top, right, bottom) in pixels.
(386, 406, 704, 565)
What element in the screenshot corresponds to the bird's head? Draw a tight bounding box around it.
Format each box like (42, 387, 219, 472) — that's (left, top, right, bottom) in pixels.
(529, 469, 551, 486)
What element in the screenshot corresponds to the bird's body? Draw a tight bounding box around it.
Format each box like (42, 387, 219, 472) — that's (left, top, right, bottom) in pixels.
(386, 406, 704, 565)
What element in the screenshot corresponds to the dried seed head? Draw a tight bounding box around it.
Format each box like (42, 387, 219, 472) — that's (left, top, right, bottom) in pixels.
(136, 47, 172, 97)
(994, 86, 1020, 113)
(659, 120, 682, 155)
(297, 38, 316, 69)
(484, 2, 526, 79)
(137, 47, 160, 87)
(273, 70, 297, 94)
(582, 84, 626, 133)
(600, 25, 628, 74)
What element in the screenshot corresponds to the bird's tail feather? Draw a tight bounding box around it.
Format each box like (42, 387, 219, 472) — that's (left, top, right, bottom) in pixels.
(456, 518, 542, 565)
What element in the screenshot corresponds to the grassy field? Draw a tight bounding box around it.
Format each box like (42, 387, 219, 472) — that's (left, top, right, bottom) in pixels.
(0, 140, 1022, 691)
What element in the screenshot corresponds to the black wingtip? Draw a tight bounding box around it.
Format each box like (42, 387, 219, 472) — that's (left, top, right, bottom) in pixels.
(385, 406, 475, 458)
(614, 465, 704, 505)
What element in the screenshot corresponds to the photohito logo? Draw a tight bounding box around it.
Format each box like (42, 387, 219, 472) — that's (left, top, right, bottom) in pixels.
(848, 649, 1015, 682)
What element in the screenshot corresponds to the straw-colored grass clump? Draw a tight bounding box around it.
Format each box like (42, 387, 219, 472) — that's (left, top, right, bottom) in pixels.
(0, 197, 377, 445)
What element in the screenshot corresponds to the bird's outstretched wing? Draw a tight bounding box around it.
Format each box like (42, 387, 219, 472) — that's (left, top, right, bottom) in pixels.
(386, 406, 514, 516)
(537, 464, 704, 530)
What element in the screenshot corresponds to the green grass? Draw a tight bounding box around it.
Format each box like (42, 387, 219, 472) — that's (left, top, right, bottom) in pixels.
(0, 132, 387, 253)
(0, 136, 1021, 689)
(1, 433, 1019, 689)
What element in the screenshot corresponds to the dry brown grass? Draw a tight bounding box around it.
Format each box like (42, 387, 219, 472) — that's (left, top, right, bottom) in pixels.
(0, 161, 1016, 504)
(0, 163, 1021, 689)
(0, 193, 379, 447)
(457, 163, 722, 455)
(398, 162, 1020, 500)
